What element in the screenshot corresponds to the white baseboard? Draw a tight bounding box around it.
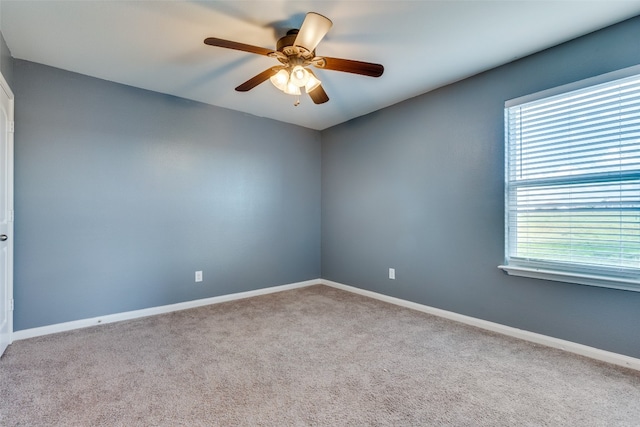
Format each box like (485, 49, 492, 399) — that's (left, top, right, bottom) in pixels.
(12, 279, 320, 342)
(12, 278, 640, 372)
(321, 279, 640, 372)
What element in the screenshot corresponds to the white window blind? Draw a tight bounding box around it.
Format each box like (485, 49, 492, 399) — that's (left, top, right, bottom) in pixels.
(503, 69, 640, 290)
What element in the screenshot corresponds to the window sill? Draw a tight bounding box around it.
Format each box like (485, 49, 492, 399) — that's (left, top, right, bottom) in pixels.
(498, 265, 640, 293)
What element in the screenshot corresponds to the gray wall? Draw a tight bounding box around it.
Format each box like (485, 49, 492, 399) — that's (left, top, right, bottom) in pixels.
(0, 30, 13, 88)
(14, 60, 321, 330)
(321, 16, 640, 358)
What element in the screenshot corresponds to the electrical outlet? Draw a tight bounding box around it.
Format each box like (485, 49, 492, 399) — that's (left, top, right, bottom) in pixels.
(389, 268, 396, 280)
(195, 270, 203, 282)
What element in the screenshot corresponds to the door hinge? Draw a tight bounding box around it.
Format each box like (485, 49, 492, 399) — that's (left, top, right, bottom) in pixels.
(9, 210, 14, 222)
(10, 299, 13, 311)
(8, 121, 14, 133)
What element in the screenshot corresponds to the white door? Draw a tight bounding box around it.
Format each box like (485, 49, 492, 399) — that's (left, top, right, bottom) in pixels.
(0, 73, 14, 357)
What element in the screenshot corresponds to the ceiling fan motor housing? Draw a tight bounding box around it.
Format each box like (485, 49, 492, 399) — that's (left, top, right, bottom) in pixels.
(277, 29, 315, 60)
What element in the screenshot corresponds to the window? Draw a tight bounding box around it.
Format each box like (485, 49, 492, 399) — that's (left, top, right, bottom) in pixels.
(500, 66, 640, 291)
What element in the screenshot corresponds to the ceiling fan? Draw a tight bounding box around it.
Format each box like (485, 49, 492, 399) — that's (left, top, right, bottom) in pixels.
(204, 12, 384, 106)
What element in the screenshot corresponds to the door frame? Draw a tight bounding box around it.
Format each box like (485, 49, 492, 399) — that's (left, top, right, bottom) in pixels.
(0, 71, 14, 356)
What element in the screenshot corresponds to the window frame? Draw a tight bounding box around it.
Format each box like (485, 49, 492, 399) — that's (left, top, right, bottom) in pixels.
(499, 64, 640, 292)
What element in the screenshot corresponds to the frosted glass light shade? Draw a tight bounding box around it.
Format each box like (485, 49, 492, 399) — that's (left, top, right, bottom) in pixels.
(304, 73, 322, 93)
(294, 12, 333, 52)
(290, 65, 310, 87)
(284, 81, 301, 95)
(270, 69, 289, 91)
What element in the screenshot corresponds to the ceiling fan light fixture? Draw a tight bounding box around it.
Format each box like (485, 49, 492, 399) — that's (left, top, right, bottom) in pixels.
(290, 65, 310, 87)
(270, 69, 289, 91)
(304, 73, 322, 93)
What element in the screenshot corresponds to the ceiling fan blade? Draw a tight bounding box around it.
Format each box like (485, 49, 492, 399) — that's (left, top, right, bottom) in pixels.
(318, 57, 384, 77)
(308, 84, 329, 104)
(294, 12, 333, 52)
(204, 37, 274, 56)
(235, 68, 280, 92)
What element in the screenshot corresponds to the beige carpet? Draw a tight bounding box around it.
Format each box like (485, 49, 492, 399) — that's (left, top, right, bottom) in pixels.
(1, 285, 640, 426)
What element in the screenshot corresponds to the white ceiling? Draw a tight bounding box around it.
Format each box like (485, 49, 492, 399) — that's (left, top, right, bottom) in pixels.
(2, 1, 640, 130)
